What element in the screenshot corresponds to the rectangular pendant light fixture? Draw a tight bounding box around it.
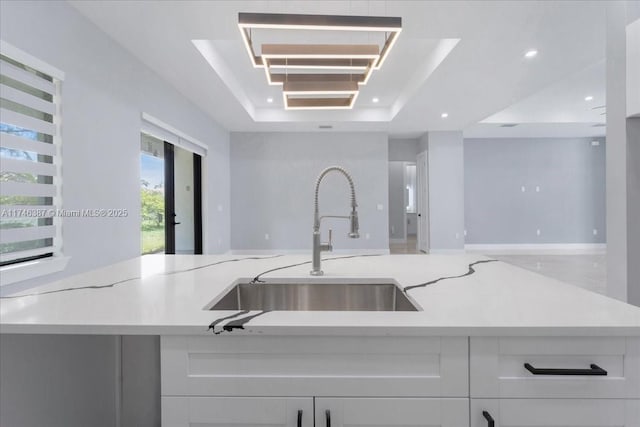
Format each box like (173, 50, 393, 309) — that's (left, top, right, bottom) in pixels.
(238, 12, 402, 110)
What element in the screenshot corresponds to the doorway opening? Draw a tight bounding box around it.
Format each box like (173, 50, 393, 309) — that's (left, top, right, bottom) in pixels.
(389, 161, 419, 254)
(140, 133, 202, 255)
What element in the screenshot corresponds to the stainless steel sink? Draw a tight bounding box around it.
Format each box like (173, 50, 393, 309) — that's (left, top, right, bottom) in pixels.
(206, 280, 420, 312)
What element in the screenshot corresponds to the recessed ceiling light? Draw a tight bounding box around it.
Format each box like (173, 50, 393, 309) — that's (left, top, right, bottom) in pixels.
(267, 97, 274, 103)
(441, 112, 449, 118)
(524, 49, 538, 58)
(584, 95, 594, 101)
(372, 97, 379, 103)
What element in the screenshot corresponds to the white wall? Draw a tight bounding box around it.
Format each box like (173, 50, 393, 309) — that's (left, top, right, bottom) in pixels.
(426, 131, 465, 251)
(230, 132, 389, 252)
(0, 0, 230, 295)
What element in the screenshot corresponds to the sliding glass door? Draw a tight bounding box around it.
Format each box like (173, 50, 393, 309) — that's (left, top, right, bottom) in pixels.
(140, 134, 202, 255)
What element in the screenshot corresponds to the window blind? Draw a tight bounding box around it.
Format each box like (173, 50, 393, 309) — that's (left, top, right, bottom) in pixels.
(0, 52, 62, 266)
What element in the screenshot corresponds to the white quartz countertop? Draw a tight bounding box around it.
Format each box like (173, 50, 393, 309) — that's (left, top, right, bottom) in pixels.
(1, 254, 639, 336)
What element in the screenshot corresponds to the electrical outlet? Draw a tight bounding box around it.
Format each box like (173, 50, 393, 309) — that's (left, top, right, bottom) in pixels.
(593, 229, 598, 236)
(536, 229, 541, 236)
(592, 140, 600, 146)
(521, 186, 526, 192)
(377, 204, 383, 211)
(365, 233, 370, 240)
(265, 233, 270, 240)
(463, 230, 467, 236)
(217, 205, 223, 212)
(455, 232, 460, 239)
(535, 186, 540, 192)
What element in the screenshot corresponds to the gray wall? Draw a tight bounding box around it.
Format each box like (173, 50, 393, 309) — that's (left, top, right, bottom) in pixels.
(388, 161, 406, 240)
(0, 335, 117, 427)
(389, 138, 419, 161)
(427, 131, 465, 250)
(230, 132, 389, 251)
(121, 336, 160, 427)
(0, 0, 231, 296)
(465, 137, 606, 244)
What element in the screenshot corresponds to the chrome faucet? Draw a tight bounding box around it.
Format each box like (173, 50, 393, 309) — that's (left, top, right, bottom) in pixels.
(311, 166, 360, 276)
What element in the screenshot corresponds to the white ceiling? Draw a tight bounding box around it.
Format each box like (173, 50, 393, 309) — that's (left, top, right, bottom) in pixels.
(68, 0, 608, 138)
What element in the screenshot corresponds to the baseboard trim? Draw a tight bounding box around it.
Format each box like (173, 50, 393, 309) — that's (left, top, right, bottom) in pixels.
(464, 243, 606, 255)
(229, 249, 391, 256)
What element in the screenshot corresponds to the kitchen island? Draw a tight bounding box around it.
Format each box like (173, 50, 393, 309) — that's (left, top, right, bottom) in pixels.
(1, 254, 640, 426)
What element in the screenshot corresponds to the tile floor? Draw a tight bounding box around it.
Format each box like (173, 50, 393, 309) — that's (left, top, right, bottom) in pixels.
(389, 236, 607, 295)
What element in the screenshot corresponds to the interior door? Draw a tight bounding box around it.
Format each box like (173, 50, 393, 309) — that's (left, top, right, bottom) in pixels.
(416, 150, 429, 253)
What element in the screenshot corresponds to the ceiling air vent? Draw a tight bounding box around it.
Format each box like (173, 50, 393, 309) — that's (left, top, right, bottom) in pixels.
(592, 123, 606, 127)
(319, 125, 333, 129)
(499, 123, 519, 127)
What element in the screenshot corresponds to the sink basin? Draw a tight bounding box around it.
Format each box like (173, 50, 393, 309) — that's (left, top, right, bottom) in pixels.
(206, 279, 421, 312)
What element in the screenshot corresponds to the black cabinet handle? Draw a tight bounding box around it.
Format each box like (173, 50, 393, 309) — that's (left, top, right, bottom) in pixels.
(482, 410, 495, 427)
(524, 362, 607, 376)
(325, 409, 331, 427)
(297, 410, 302, 427)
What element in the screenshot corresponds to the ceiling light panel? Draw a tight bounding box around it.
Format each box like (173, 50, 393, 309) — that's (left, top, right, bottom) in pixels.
(238, 12, 401, 110)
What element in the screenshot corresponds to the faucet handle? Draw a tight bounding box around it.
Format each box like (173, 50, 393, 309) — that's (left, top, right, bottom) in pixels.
(324, 229, 333, 252)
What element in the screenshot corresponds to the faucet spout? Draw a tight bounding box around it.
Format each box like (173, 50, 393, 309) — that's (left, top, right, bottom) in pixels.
(311, 166, 360, 276)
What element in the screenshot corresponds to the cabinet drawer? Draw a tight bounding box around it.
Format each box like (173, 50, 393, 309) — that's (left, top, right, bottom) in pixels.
(470, 337, 640, 398)
(162, 396, 313, 427)
(316, 398, 469, 427)
(471, 398, 640, 427)
(161, 335, 468, 397)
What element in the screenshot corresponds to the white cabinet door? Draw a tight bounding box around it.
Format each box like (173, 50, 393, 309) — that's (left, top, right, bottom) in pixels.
(471, 399, 640, 427)
(315, 398, 468, 427)
(162, 396, 313, 427)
